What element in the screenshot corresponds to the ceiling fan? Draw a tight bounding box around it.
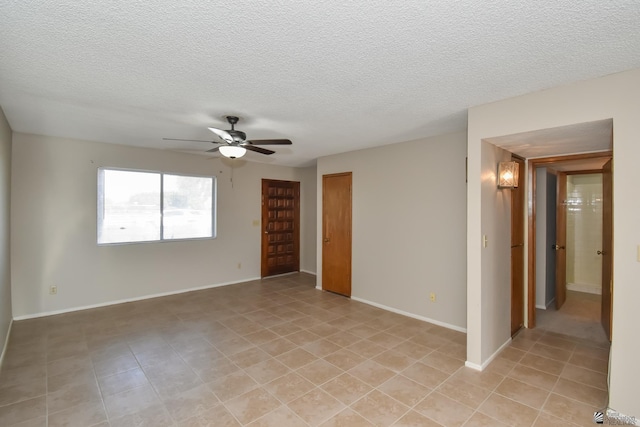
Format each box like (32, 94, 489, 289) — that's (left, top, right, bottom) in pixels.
(163, 116, 292, 158)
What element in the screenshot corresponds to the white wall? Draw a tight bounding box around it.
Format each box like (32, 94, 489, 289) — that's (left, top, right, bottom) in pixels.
(300, 165, 317, 274)
(468, 68, 640, 418)
(11, 133, 316, 318)
(0, 108, 12, 365)
(317, 132, 467, 330)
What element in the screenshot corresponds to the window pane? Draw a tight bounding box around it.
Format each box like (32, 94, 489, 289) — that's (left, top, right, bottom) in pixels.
(98, 169, 161, 244)
(162, 174, 213, 240)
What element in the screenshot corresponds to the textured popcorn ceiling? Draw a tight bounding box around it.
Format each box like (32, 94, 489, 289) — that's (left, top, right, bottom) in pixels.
(0, 1, 639, 166)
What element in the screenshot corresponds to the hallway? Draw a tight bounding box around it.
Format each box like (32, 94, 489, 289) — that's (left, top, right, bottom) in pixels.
(536, 290, 608, 345)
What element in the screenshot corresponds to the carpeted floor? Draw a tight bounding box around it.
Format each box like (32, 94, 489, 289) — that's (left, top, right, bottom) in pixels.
(536, 290, 609, 345)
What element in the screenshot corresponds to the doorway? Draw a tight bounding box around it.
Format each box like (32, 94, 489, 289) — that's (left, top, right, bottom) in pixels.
(261, 179, 300, 277)
(527, 153, 613, 343)
(322, 172, 352, 297)
(535, 167, 610, 342)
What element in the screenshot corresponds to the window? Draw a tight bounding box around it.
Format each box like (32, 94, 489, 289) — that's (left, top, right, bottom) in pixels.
(97, 168, 216, 244)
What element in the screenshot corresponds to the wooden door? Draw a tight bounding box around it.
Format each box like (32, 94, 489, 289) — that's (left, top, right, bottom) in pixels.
(601, 159, 613, 341)
(322, 172, 352, 296)
(261, 179, 300, 277)
(511, 157, 525, 336)
(555, 172, 567, 309)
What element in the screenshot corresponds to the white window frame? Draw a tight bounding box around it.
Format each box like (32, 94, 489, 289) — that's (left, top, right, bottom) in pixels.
(97, 167, 217, 245)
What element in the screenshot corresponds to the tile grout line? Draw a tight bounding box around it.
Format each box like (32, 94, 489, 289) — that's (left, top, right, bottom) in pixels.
(91, 334, 111, 427)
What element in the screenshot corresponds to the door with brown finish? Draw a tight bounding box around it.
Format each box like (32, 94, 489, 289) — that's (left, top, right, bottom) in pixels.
(261, 179, 300, 277)
(511, 157, 525, 336)
(322, 172, 352, 297)
(601, 159, 613, 341)
(555, 172, 567, 309)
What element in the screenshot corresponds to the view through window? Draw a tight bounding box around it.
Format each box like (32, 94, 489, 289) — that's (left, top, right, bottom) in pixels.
(98, 168, 216, 244)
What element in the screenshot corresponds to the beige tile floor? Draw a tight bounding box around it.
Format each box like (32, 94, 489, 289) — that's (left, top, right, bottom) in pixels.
(0, 273, 609, 426)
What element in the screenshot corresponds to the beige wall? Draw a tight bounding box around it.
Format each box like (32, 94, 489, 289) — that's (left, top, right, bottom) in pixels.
(478, 141, 513, 363)
(11, 133, 316, 318)
(300, 165, 317, 274)
(468, 68, 640, 417)
(317, 132, 467, 330)
(0, 108, 12, 365)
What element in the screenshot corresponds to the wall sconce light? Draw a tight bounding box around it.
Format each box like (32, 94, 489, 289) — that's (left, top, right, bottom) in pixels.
(498, 161, 519, 189)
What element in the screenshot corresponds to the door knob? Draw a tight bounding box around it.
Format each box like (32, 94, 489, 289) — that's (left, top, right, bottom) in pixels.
(597, 250, 605, 255)
(552, 244, 565, 250)
(323, 238, 330, 243)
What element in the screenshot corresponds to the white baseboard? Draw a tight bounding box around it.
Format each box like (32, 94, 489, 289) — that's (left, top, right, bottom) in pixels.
(300, 269, 316, 276)
(263, 272, 298, 279)
(0, 319, 13, 372)
(350, 296, 466, 333)
(567, 282, 601, 295)
(13, 277, 261, 321)
(465, 360, 483, 371)
(465, 337, 512, 371)
(536, 297, 556, 310)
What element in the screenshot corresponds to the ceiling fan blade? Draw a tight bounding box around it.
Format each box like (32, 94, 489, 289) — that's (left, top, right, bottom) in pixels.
(206, 146, 220, 153)
(244, 145, 275, 155)
(208, 127, 234, 143)
(247, 139, 292, 145)
(163, 138, 216, 143)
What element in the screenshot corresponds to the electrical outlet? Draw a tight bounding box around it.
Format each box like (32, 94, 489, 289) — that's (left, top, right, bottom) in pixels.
(237, 262, 241, 269)
(50, 285, 57, 295)
(430, 292, 436, 302)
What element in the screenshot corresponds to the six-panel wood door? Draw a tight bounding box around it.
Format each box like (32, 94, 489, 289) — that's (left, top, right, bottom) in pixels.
(601, 159, 613, 341)
(322, 172, 352, 297)
(261, 179, 300, 277)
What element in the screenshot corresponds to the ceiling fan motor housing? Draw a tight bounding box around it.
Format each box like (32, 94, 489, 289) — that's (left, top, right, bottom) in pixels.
(228, 130, 246, 142)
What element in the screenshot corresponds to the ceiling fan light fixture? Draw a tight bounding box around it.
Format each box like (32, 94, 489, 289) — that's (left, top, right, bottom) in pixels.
(219, 145, 246, 159)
